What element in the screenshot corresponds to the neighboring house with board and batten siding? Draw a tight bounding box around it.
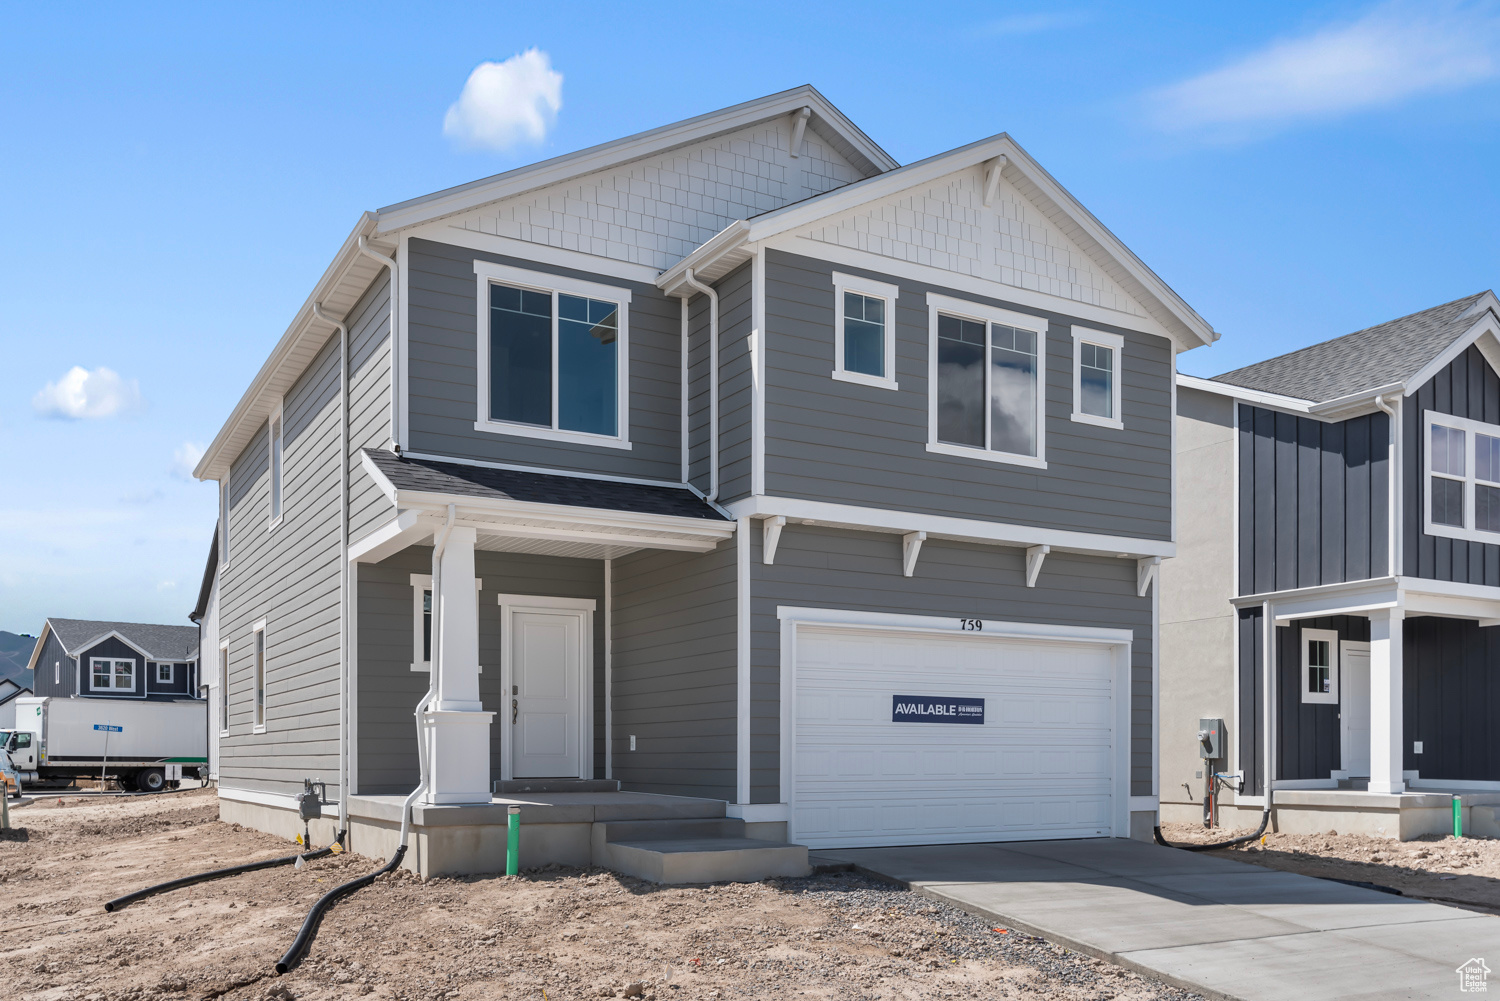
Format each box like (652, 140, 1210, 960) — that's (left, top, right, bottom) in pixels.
(192, 86, 1218, 877)
(1162, 292, 1500, 839)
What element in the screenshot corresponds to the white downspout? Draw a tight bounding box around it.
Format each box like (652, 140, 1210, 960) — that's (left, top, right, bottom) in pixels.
(311, 301, 350, 837)
(356, 235, 400, 452)
(680, 268, 720, 501)
(680, 297, 689, 484)
(1374, 394, 1400, 577)
(399, 503, 455, 848)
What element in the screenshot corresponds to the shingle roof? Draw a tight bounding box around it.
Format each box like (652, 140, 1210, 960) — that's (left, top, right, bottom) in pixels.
(1213, 292, 1492, 403)
(46, 618, 200, 661)
(364, 450, 728, 522)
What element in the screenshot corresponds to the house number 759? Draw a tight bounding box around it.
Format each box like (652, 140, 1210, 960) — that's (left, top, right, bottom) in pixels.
(958, 618, 983, 631)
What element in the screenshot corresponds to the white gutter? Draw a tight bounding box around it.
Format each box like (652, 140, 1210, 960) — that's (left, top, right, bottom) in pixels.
(356, 235, 400, 451)
(311, 301, 350, 835)
(680, 268, 720, 502)
(680, 297, 689, 484)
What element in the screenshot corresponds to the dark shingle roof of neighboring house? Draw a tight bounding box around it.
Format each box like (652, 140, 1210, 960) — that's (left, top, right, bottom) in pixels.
(0, 679, 30, 706)
(44, 618, 200, 662)
(1213, 292, 1492, 403)
(364, 449, 728, 521)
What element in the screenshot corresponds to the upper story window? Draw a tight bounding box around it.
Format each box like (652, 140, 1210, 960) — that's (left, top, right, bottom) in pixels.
(268, 402, 284, 529)
(1071, 328, 1124, 430)
(473, 260, 632, 450)
(925, 293, 1047, 469)
(1424, 411, 1500, 544)
(831, 272, 899, 390)
(1301, 628, 1338, 705)
(90, 657, 134, 692)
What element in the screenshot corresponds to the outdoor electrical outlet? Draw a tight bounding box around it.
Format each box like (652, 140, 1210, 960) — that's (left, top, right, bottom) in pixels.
(629, 735, 636, 751)
(1414, 741, 1423, 754)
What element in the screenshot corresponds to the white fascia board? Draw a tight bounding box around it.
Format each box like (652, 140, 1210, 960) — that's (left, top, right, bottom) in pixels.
(1308, 382, 1406, 419)
(657, 221, 752, 296)
(1404, 311, 1500, 397)
(1179, 374, 1407, 421)
(1232, 577, 1401, 622)
(348, 509, 428, 564)
(195, 211, 389, 481)
(406, 222, 663, 286)
(375, 86, 897, 235)
(728, 496, 1173, 558)
(23, 621, 53, 673)
(1176, 374, 1316, 413)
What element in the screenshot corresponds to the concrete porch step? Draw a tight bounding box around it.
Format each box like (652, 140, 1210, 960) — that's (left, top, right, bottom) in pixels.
(602, 837, 810, 884)
(494, 778, 622, 794)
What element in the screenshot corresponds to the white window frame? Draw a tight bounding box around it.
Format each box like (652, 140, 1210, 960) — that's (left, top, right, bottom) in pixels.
(156, 662, 173, 684)
(410, 574, 483, 672)
(252, 619, 267, 733)
(89, 657, 135, 693)
(473, 260, 633, 450)
(1071, 327, 1124, 430)
(218, 641, 230, 736)
(1301, 627, 1339, 705)
(219, 471, 231, 569)
(1423, 410, 1500, 544)
(268, 400, 285, 531)
(831, 272, 899, 391)
(925, 292, 1048, 469)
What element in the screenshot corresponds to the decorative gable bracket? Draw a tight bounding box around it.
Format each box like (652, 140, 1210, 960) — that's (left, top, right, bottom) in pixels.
(1137, 556, 1161, 597)
(763, 516, 787, 565)
(902, 531, 927, 578)
(1025, 544, 1050, 588)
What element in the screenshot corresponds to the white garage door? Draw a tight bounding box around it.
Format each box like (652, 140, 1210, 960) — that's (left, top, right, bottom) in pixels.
(793, 624, 1119, 848)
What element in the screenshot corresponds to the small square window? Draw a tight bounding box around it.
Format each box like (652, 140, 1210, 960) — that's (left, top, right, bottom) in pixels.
(831, 273, 899, 391)
(156, 662, 173, 684)
(1301, 629, 1339, 705)
(1071, 328, 1124, 430)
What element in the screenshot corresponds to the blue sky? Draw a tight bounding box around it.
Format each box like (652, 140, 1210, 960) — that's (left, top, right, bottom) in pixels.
(2, 1, 1499, 634)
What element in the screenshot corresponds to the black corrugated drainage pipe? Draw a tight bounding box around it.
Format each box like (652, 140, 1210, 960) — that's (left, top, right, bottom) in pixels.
(274, 844, 408, 974)
(1154, 803, 1272, 852)
(103, 832, 344, 912)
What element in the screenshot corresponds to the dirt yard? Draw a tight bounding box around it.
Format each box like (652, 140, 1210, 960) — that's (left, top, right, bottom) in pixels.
(1160, 821, 1500, 912)
(2, 789, 1203, 1001)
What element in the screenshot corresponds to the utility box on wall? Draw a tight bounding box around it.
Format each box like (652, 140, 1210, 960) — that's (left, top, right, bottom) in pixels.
(1198, 718, 1224, 760)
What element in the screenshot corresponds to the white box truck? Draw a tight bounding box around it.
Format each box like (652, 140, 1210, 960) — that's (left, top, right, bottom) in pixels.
(3, 696, 207, 792)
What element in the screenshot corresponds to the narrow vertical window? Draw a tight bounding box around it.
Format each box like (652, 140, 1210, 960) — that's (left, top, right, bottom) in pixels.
(253, 622, 267, 731)
(423, 589, 433, 662)
(490, 283, 553, 427)
(1430, 422, 1466, 529)
(219, 644, 229, 735)
(557, 293, 619, 436)
(936, 314, 986, 447)
(1476, 432, 1500, 533)
(831, 273, 899, 390)
(269, 405, 284, 525)
(1071, 328, 1124, 429)
(990, 324, 1038, 456)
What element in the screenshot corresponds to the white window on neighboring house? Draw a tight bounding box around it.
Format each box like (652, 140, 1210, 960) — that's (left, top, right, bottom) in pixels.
(1301, 628, 1339, 705)
(1424, 411, 1500, 544)
(926, 293, 1047, 468)
(1071, 328, 1124, 429)
(410, 574, 483, 671)
(474, 261, 631, 449)
(831, 272, 899, 390)
(252, 620, 267, 732)
(89, 657, 134, 693)
(268, 403, 284, 529)
(156, 662, 173, 684)
(53, 661, 59, 686)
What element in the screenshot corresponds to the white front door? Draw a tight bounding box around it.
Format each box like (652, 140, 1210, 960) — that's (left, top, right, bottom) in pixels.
(500, 595, 595, 780)
(1341, 641, 1372, 778)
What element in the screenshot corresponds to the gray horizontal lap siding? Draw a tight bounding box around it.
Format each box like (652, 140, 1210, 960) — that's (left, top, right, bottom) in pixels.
(1237, 405, 1389, 595)
(405, 238, 681, 480)
(1403, 345, 1500, 583)
(716, 263, 754, 503)
(31, 631, 73, 697)
(356, 546, 605, 795)
(751, 524, 1156, 803)
(610, 543, 737, 801)
(221, 332, 344, 798)
(348, 273, 394, 544)
(1404, 616, 1500, 781)
(763, 250, 1173, 539)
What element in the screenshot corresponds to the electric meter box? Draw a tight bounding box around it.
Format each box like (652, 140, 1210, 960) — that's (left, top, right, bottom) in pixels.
(1198, 717, 1224, 760)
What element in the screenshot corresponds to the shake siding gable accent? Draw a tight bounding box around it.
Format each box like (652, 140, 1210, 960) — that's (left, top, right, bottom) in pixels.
(404, 237, 681, 480)
(763, 250, 1174, 539)
(1236, 404, 1388, 595)
(1404, 344, 1500, 583)
(348, 273, 394, 543)
(220, 332, 344, 798)
(611, 542, 738, 801)
(751, 525, 1156, 801)
(356, 547, 606, 794)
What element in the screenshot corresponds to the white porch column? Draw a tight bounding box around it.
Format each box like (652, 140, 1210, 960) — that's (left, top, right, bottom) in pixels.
(424, 526, 493, 804)
(1368, 608, 1405, 795)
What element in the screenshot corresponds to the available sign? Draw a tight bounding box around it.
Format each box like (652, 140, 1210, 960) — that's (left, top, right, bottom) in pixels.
(892, 695, 984, 724)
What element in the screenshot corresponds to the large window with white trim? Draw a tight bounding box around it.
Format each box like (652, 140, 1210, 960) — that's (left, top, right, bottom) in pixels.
(474, 261, 631, 448)
(926, 293, 1047, 467)
(89, 657, 134, 693)
(1425, 411, 1500, 543)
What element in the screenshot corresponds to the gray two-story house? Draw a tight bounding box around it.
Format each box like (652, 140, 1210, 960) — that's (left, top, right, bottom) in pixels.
(1162, 292, 1500, 839)
(194, 86, 1217, 877)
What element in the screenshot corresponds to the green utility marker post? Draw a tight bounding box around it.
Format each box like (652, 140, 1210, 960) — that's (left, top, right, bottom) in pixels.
(506, 804, 520, 875)
(1454, 795, 1463, 838)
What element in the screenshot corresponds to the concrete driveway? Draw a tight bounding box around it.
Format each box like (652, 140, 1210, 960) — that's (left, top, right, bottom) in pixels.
(813, 838, 1496, 1001)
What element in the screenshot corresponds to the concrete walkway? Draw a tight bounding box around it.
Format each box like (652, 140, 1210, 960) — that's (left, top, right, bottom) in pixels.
(813, 839, 1497, 1001)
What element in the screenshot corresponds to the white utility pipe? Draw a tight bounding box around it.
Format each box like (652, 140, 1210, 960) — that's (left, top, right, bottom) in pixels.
(356, 235, 400, 451)
(311, 301, 350, 837)
(679, 298, 689, 484)
(399, 503, 455, 847)
(680, 268, 720, 501)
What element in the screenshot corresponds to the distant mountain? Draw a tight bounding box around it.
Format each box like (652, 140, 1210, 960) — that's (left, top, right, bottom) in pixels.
(0, 632, 37, 690)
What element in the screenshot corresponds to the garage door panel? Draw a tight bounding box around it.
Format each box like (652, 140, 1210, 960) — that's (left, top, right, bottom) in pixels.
(793, 625, 1118, 848)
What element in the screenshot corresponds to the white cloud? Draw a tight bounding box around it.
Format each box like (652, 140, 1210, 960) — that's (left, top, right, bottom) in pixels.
(172, 441, 206, 480)
(157, 580, 177, 592)
(443, 49, 563, 151)
(980, 10, 1091, 36)
(1147, 1, 1500, 135)
(32, 365, 143, 419)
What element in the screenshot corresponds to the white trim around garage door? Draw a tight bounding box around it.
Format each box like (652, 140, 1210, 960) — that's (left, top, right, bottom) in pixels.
(776, 606, 1135, 844)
